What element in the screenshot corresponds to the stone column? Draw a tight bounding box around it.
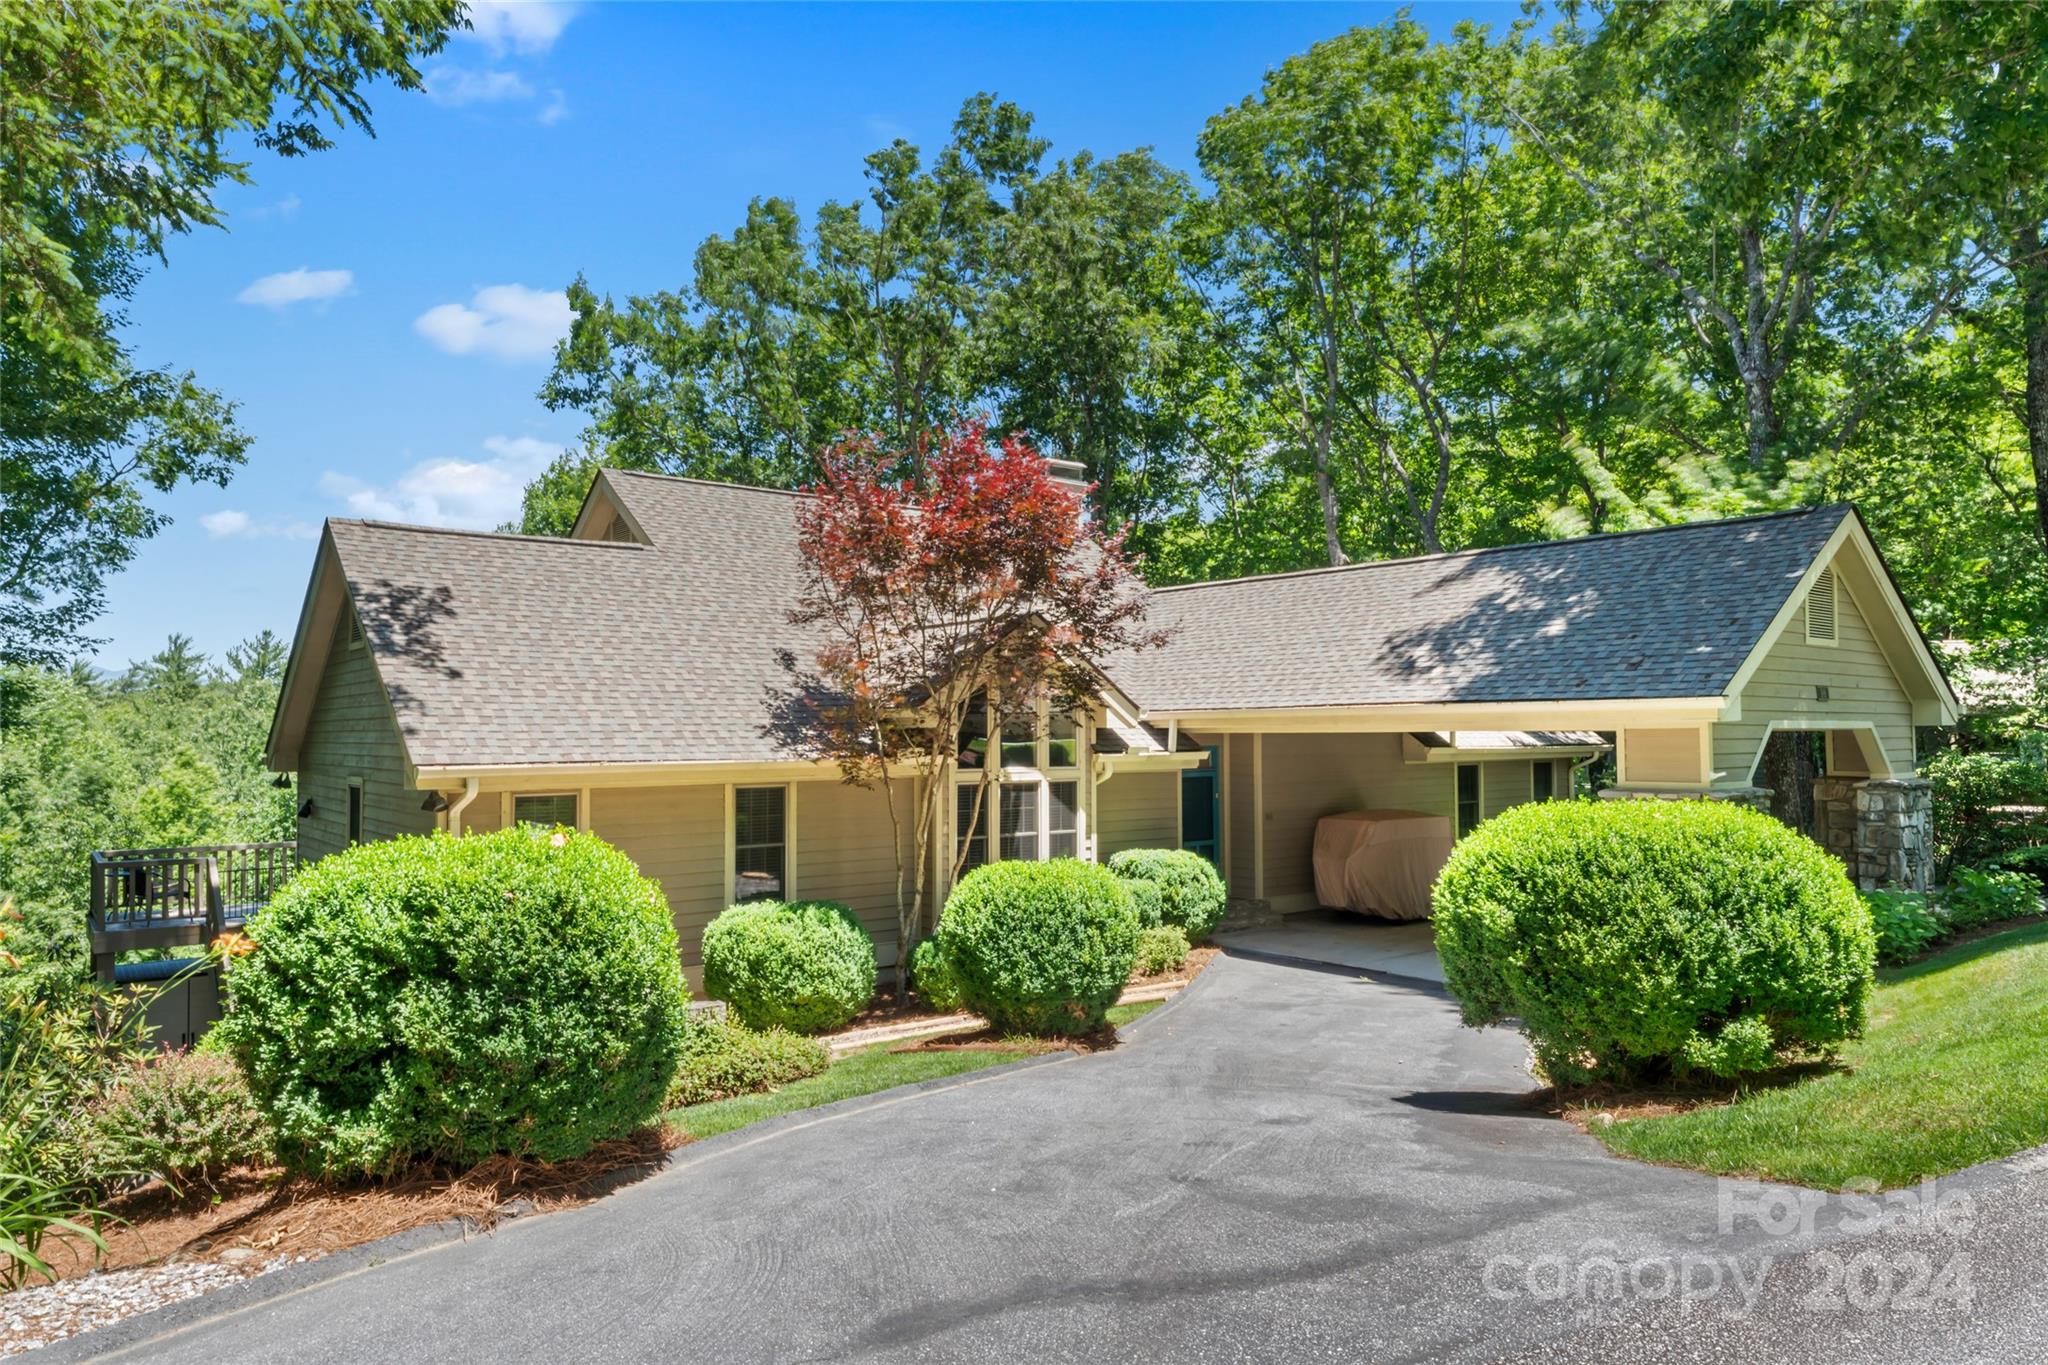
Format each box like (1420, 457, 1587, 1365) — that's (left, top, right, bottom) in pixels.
(1850, 777, 1933, 893)
(1810, 778, 1859, 864)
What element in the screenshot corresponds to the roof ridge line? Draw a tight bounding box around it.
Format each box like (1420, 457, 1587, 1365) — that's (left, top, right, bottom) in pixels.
(604, 468, 810, 499)
(1146, 504, 1848, 596)
(329, 518, 649, 547)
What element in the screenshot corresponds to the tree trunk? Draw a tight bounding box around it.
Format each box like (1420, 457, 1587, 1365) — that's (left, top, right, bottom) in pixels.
(2018, 219, 2048, 556)
(1759, 730, 1813, 832)
(1314, 435, 1345, 567)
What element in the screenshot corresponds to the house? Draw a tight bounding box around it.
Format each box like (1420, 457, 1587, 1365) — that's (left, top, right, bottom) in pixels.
(263, 466, 1958, 975)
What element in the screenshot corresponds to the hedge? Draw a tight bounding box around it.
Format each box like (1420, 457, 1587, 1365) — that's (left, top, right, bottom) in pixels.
(218, 828, 690, 1176)
(1434, 799, 1875, 1084)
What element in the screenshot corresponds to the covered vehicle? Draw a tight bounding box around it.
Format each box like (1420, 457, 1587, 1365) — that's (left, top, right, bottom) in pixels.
(1311, 810, 1455, 921)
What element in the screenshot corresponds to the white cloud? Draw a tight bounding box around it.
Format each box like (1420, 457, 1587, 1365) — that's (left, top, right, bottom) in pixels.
(538, 87, 569, 125)
(236, 267, 354, 308)
(459, 1, 578, 56)
(248, 193, 301, 221)
(200, 509, 317, 540)
(319, 435, 564, 530)
(423, 65, 535, 106)
(413, 284, 572, 361)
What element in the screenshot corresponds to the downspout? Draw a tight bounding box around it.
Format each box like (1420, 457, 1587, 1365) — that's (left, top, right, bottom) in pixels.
(444, 777, 481, 834)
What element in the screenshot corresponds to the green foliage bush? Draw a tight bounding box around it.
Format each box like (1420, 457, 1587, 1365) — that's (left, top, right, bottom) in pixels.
(1862, 889, 1943, 965)
(1925, 750, 2048, 875)
(1133, 923, 1190, 977)
(1434, 800, 1875, 1085)
(910, 936, 962, 1012)
(91, 1048, 271, 1192)
(666, 1014, 829, 1108)
(217, 828, 691, 1177)
(1120, 876, 1164, 929)
(701, 899, 877, 1034)
(933, 860, 1139, 1036)
(1106, 848, 1227, 941)
(1941, 866, 2042, 930)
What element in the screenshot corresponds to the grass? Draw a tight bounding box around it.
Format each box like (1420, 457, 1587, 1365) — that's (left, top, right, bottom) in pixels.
(1595, 921, 2048, 1189)
(665, 999, 1170, 1142)
(665, 1034, 1038, 1141)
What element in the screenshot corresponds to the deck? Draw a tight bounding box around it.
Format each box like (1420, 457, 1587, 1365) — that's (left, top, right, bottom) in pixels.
(89, 842, 297, 982)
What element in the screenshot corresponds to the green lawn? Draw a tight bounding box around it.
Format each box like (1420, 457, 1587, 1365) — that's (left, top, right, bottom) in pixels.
(666, 999, 1169, 1142)
(1596, 922, 2048, 1189)
(665, 1035, 1039, 1141)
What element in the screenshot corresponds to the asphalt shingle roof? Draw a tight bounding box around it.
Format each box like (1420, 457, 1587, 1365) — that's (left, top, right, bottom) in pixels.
(1105, 505, 1850, 713)
(329, 473, 1847, 769)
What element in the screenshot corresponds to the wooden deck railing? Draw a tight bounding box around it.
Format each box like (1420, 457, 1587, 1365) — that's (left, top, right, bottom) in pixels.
(88, 841, 296, 980)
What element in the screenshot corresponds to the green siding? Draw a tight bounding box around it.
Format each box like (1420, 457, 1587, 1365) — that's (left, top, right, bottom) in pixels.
(295, 613, 433, 861)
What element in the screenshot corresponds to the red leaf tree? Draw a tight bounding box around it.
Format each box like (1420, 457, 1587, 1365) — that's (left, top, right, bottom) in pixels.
(772, 423, 1169, 989)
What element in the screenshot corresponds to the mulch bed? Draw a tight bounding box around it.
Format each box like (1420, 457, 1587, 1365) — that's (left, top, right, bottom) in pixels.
(1548, 1058, 1844, 1133)
(33, 1126, 683, 1285)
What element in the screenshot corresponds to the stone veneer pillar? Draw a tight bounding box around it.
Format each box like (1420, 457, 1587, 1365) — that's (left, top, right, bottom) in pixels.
(1848, 777, 1934, 893)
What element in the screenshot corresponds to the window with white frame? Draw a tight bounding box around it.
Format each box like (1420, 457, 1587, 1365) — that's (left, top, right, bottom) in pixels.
(953, 692, 1084, 872)
(513, 792, 578, 828)
(734, 786, 787, 901)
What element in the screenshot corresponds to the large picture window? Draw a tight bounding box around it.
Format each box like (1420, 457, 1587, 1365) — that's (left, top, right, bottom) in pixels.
(952, 694, 1085, 876)
(734, 786, 788, 901)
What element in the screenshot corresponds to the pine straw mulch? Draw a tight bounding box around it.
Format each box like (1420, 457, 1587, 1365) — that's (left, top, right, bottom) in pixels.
(35, 1126, 684, 1285)
(1546, 1057, 1845, 1134)
(884, 948, 1219, 1057)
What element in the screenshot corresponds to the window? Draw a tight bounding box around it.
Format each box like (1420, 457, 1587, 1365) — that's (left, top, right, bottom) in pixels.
(1046, 711, 1079, 768)
(1456, 764, 1481, 837)
(999, 716, 1037, 768)
(957, 693, 991, 770)
(999, 783, 1040, 861)
(956, 782, 989, 871)
(1532, 761, 1555, 802)
(1048, 781, 1079, 859)
(347, 782, 363, 845)
(734, 786, 787, 901)
(514, 793, 578, 828)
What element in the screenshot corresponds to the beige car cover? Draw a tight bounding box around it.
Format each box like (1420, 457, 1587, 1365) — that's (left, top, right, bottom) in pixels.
(1311, 810, 1456, 921)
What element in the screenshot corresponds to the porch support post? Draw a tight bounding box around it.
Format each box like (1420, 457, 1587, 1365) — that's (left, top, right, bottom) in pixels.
(1847, 777, 1933, 893)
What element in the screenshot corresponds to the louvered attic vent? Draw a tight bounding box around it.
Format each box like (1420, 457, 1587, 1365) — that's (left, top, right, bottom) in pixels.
(1805, 567, 1838, 644)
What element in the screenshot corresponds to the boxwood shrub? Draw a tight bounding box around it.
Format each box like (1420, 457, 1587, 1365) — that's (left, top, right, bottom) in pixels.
(666, 1014, 829, 1108)
(701, 899, 876, 1034)
(910, 936, 963, 1012)
(1106, 849, 1227, 941)
(1133, 923, 1190, 977)
(217, 828, 690, 1176)
(1434, 800, 1875, 1084)
(934, 860, 1139, 1036)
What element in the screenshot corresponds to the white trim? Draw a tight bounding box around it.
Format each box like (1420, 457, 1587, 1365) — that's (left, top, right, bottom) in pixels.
(1738, 720, 1898, 784)
(1149, 697, 1727, 733)
(1404, 744, 1608, 765)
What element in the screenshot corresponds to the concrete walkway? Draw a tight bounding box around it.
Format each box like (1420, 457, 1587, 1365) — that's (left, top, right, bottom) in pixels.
(57, 953, 2043, 1363)
(1216, 909, 1446, 982)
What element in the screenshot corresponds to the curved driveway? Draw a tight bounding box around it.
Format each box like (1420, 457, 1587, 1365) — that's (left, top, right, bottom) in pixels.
(64, 953, 2045, 1363)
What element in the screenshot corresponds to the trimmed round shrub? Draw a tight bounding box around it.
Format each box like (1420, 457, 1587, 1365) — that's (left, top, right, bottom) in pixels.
(1120, 877, 1164, 928)
(935, 861, 1139, 1036)
(701, 899, 876, 1034)
(1434, 800, 1875, 1085)
(667, 1014, 828, 1108)
(910, 936, 962, 1012)
(217, 828, 690, 1177)
(1106, 849, 1227, 941)
(1133, 923, 1190, 977)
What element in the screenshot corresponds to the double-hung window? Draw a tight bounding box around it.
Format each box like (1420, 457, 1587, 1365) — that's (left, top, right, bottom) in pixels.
(734, 786, 787, 901)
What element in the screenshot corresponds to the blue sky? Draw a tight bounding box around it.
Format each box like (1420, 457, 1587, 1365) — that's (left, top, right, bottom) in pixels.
(102, 0, 1521, 669)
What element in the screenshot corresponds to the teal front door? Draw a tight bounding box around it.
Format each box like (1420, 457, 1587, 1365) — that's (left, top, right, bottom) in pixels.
(1181, 748, 1220, 869)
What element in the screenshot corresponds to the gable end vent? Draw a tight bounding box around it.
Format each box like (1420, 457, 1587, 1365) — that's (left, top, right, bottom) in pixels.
(1805, 568, 1838, 644)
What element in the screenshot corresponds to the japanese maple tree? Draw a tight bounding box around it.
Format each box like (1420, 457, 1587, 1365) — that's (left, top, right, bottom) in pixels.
(775, 423, 1168, 989)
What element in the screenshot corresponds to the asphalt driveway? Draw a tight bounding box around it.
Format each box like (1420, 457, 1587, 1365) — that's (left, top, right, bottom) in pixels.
(60, 953, 2045, 1363)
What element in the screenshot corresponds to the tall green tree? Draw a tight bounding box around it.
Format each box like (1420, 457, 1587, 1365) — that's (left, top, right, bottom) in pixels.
(0, 0, 461, 663)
